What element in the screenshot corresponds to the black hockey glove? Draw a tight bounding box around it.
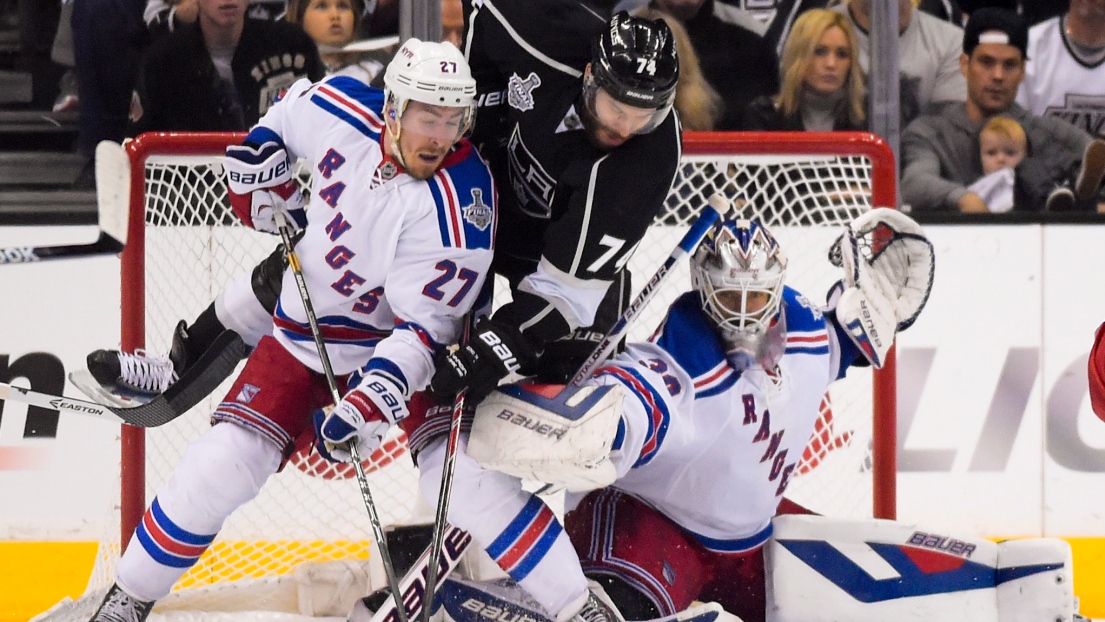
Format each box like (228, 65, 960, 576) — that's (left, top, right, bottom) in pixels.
(429, 317, 538, 405)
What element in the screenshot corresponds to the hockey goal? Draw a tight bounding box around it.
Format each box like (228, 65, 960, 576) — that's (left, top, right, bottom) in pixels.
(47, 130, 897, 619)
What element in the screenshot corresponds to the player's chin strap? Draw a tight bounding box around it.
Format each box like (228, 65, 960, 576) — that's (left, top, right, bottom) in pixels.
(828, 208, 935, 369)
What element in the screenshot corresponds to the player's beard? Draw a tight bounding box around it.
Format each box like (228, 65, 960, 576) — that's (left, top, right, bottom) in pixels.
(579, 102, 629, 151)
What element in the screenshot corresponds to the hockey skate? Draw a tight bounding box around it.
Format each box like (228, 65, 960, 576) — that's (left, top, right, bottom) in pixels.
(88, 583, 154, 622)
(71, 320, 188, 407)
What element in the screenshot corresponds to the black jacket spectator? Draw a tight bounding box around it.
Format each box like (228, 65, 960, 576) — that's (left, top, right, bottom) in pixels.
(672, 0, 780, 130)
(129, 17, 324, 134)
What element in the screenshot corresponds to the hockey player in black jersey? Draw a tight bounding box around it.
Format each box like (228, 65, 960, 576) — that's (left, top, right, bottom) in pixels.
(78, 6, 680, 415)
(428, 4, 683, 400)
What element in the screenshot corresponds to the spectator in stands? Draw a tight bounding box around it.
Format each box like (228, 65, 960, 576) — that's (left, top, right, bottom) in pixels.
(127, 0, 324, 134)
(741, 8, 865, 131)
(831, 0, 965, 127)
(144, 0, 286, 36)
(634, 7, 722, 130)
(966, 116, 1025, 212)
(647, 0, 779, 130)
(1016, 0, 1105, 140)
(70, 0, 149, 187)
(678, 0, 829, 56)
(901, 7, 1105, 213)
(442, 0, 463, 47)
(284, 0, 388, 84)
(959, 0, 1068, 27)
(919, 0, 964, 26)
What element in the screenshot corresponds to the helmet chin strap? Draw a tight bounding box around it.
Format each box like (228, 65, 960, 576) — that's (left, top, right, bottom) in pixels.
(383, 99, 408, 169)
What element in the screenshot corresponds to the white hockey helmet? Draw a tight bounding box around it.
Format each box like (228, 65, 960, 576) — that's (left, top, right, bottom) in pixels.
(383, 38, 476, 136)
(691, 218, 788, 369)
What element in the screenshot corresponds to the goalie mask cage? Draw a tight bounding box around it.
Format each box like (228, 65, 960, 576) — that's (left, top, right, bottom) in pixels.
(44, 131, 897, 619)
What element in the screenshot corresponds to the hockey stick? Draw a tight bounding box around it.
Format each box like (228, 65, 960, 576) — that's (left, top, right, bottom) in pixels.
(275, 215, 409, 622)
(0, 330, 248, 427)
(569, 193, 734, 385)
(421, 314, 473, 622)
(368, 194, 738, 621)
(0, 141, 130, 263)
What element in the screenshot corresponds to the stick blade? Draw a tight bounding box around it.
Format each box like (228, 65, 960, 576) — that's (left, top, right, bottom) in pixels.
(94, 140, 130, 246)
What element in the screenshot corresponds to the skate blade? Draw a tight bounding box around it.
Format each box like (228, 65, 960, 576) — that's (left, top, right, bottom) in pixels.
(68, 369, 152, 407)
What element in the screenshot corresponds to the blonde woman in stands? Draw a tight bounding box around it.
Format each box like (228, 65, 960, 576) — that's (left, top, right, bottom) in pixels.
(634, 7, 722, 131)
(741, 8, 866, 132)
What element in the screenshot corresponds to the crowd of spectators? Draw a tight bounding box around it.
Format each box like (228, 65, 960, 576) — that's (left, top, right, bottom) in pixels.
(2, 0, 1104, 211)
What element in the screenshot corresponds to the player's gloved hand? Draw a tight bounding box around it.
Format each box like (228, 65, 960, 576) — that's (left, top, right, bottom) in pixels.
(313, 375, 407, 463)
(225, 140, 307, 235)
(429, 317, 539, 405)
(232, 179, 307, 235)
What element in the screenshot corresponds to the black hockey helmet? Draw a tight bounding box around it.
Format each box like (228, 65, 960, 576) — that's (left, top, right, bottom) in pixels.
(590, 11, 679, 110)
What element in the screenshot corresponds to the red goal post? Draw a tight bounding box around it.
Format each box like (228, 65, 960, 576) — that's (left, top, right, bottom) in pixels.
(108, 130, 897, 609)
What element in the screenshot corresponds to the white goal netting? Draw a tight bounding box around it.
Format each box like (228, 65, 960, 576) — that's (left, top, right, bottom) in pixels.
(37, 131, 896, 620)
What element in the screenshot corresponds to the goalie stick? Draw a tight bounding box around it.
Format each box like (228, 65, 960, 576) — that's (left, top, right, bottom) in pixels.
(371, 193, 737, 622)
(0, 330, 248, 427)
(0, 141, 130, 263)
(569, 192, 734, 385)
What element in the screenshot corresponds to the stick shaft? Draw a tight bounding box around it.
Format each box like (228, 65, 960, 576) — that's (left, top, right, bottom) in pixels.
(276, 219, 410, 622)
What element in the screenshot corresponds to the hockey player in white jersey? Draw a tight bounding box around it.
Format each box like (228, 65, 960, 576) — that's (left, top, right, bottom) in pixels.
(398, 209, 934, 622)
(86, 39, 498, 622)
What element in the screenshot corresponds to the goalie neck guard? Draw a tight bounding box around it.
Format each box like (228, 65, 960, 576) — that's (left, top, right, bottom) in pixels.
(691, 218, 788, 370)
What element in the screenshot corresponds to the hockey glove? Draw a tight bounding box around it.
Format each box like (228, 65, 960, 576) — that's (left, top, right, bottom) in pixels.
(225, 141, 307, 234)
(828, 208, 934, 368)
(429, 317, 538, 405)
(313, 374, 407, 463)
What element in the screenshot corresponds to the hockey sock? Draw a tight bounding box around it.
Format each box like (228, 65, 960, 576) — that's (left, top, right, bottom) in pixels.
(116, 423, 280, 601)
(417, 438, 589, 618)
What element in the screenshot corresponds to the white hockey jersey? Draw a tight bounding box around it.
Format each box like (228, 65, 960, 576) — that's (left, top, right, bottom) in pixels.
(247, 76, 497, 396)
(583, 288, 850, 550)
(1016, 16, 1105, 138)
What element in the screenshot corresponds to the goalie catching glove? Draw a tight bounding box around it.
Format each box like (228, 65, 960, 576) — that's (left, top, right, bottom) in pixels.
(225, 140, 307, 235)
(313, 373, 407, 463)
(829, 208, 934, 369)
(429, 316, 539, 404)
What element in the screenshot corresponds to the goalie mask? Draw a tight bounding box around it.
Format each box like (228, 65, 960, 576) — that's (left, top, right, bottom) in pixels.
(691, 219, 788, 370)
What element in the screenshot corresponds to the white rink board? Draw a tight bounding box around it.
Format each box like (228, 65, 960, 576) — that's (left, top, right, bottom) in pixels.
(2, 224, 1105, 540)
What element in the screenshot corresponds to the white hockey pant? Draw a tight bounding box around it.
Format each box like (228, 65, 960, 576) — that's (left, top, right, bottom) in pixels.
(418, 435, 589, 620)
(116, 423, 280, 601)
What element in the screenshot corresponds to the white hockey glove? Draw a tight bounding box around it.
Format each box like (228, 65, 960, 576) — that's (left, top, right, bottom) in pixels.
(225, 140, 307, 235)
(828, 208, 934, 369)
(313, 374, 407, 463)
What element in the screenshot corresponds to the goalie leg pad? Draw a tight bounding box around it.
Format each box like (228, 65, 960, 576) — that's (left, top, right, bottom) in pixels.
(767, 515, 1078, 622)
(468, 383, 624, 492)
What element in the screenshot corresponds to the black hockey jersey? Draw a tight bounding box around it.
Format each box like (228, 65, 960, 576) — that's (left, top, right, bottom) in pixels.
(465, 0, 682, 343)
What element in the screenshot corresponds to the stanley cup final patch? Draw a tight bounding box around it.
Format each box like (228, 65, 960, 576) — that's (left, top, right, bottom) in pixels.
(462, 188, 493, 231)
(507, 72, 541, 112)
